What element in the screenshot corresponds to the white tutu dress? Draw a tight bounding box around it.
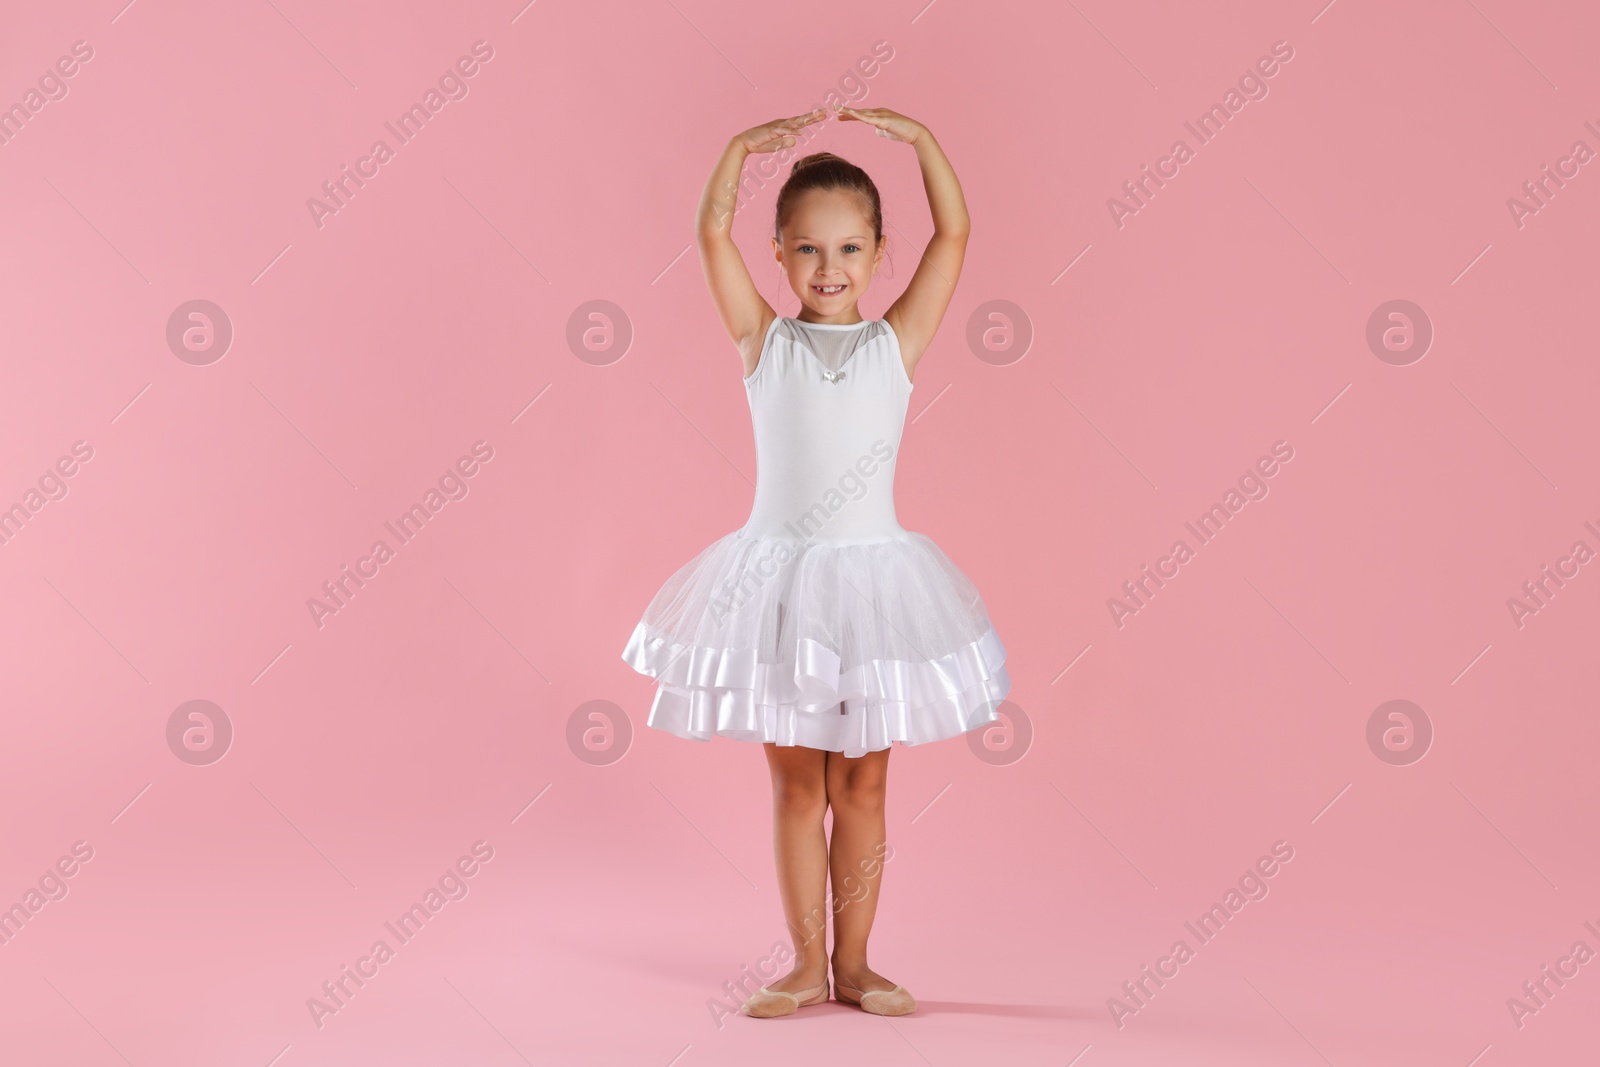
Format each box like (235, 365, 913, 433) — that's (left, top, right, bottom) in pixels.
(621, 314, 1011, 758)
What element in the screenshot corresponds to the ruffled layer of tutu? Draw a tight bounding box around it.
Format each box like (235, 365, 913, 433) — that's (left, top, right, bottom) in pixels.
(621, 528, 1011, 758)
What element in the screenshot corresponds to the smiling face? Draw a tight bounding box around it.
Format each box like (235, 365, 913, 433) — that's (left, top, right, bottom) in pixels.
(772, 187, 885, 322)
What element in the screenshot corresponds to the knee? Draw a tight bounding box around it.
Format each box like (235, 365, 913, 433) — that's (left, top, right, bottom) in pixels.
(828, 770, 886, 814)
(772, 774, 827, 815)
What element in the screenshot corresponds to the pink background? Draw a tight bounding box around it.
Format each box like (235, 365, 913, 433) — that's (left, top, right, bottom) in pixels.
(2, 1, 1597, 1064)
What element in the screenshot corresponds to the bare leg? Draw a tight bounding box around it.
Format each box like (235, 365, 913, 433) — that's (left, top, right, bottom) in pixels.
(760, 742, 831, 993)
(824, 747, 898, 993)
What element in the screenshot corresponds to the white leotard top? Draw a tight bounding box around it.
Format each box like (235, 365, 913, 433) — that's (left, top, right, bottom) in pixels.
(738, 315, 914, 546)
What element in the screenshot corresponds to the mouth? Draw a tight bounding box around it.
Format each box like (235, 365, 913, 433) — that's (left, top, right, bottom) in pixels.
(812, 284, 847, 296)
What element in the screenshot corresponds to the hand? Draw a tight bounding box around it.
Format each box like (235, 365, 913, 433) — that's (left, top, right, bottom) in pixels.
(833, 105, 924, 144)
(734, 108, 828, 154)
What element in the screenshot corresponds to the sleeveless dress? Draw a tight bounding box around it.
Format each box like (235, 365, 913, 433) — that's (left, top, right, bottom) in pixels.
(620, 315, 1011, 758)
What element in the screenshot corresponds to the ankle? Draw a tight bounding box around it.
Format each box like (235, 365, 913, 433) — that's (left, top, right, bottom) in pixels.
(830, 951, 867, 974)
(786, 956, 829, 978)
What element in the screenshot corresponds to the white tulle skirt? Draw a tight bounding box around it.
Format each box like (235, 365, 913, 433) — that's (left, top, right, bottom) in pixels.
(621, 529, 1011, 758)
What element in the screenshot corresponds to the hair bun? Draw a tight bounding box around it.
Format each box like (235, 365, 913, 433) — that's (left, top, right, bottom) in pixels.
(773, 149, 882, 245)
(793, 151, 839, 173)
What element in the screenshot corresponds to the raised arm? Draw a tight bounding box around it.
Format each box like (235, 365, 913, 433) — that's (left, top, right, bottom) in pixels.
(698, 110, 828, 376)
(836, 106, 970, 375)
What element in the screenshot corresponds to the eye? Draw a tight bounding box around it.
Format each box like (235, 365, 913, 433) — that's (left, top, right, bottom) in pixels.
(799, 244, 816, 254)
(843, 244, 861, 253)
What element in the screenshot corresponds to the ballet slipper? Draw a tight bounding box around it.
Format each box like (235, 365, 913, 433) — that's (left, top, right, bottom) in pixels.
(834, 980, 917, 1016)
(739, 977, 830, 1018)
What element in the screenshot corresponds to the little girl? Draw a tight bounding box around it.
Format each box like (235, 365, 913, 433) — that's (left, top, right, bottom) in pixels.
(622, 105, 1011, 1018)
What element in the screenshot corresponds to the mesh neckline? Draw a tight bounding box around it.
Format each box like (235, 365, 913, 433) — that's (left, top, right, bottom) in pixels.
(790, 317, 872, 330)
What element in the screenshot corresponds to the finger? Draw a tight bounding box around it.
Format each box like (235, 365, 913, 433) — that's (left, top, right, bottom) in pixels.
(836, 106, 882, 127)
